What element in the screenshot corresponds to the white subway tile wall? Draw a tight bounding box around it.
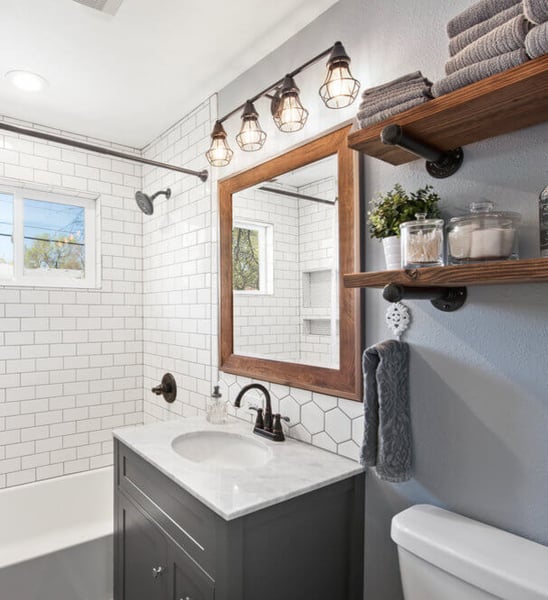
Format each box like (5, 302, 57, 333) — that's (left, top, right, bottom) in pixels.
(142, 100, 216, 422)
(0, 117, 143, 488)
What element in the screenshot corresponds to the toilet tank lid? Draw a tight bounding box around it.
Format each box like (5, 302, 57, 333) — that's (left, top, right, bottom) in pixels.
(391, 504, 548, 600)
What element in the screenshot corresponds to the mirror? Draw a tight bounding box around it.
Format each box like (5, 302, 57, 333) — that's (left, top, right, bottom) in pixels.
(219, 125, 362, 400)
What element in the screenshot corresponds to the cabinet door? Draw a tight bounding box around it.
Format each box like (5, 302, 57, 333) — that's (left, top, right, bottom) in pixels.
(170, 543, 215, 600)
(118, 492, 169, 600)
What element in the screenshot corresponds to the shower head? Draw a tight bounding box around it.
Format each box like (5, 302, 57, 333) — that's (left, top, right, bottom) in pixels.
(135, 188, 171, 215)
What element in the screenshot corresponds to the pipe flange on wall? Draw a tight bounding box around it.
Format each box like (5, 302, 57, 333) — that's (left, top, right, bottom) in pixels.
(383, 283, 467, 312)
(381, 124, 464, 179)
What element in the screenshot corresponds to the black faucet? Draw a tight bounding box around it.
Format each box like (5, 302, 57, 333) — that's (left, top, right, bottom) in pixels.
(234, 383, 287, 442)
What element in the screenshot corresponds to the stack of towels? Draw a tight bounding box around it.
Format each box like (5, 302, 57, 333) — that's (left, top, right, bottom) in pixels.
(433, 0, 532, 97)
(524, 0, 548, 58)
(357, 72, 432, 129)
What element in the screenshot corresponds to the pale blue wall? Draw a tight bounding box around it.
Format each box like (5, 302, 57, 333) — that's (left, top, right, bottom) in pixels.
(219, 1, 548, 598)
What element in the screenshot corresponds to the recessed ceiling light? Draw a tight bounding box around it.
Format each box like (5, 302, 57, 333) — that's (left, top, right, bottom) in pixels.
(5, 70, 48, 92)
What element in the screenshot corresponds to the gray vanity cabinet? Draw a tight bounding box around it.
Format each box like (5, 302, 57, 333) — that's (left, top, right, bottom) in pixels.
(114, 439, 364, 600)
(117, 492, 169, 600)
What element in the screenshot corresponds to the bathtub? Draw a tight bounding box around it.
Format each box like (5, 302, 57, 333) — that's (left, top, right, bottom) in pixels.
(0, 467, 113, 600)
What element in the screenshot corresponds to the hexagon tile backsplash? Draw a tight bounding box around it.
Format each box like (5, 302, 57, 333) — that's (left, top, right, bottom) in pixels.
(220, 373, 363, 462)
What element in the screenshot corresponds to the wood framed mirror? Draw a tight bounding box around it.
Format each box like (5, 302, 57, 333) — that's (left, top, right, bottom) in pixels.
(219, 125, 362, 401)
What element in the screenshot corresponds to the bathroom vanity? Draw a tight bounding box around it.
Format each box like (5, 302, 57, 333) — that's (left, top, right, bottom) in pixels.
(113, 418, 364, 600)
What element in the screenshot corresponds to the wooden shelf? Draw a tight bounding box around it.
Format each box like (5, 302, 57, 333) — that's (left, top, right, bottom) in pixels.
(347, 55, 548, 165)
(344, 258, 548, 289)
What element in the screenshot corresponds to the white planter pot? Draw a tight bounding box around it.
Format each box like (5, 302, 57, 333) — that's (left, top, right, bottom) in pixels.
(382, 236, 402, 270)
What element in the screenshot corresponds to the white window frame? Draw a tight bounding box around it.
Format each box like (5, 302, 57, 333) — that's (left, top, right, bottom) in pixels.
(0, 185, 99, 288)
(233, 219, 273, 295)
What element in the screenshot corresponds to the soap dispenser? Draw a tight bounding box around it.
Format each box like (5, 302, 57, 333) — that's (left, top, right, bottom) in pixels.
(206, 384, 227, 424)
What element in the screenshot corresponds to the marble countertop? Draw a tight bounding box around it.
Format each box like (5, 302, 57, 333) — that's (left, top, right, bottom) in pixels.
(113, 417, 363, 521)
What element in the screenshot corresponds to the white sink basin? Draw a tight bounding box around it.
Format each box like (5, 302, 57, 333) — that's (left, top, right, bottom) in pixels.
(171, 431, 272, 469)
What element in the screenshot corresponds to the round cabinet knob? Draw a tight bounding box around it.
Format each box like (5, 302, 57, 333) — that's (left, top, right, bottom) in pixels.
(152, 566, 164, 578)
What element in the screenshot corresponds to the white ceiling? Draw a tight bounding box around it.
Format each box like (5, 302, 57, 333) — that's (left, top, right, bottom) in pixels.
(0, 0, 338, 148)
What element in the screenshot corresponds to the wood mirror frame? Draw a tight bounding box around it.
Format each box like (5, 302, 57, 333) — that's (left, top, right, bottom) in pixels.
(219, 125, 362, 401)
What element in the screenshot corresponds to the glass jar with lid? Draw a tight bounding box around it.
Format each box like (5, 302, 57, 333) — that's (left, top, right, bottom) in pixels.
(400, 213, 445, 268)
(447, 201, 520, 264)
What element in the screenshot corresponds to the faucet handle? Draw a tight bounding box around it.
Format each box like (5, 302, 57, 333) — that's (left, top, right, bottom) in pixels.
(252, 407, 264, 430)
(272, 414, 287, 441)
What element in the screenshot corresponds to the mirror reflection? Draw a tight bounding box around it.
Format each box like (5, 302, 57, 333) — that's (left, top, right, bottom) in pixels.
(232, 154, 339, 368)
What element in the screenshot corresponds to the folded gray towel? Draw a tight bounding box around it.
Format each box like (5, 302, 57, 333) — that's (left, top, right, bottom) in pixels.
(358, 88, 431, 119)
(360, 340, 411, 483)
(361, 71, 425, 97)
(526, 22, 548, 57)
(447, 0, 521, 38)
(358, 80, 432, 112)
(449, 3, 523, 56)
(432, 49, 529, 97)
(358, 96, 430, 128)
(446, 15, 530, 75)
(359, 80, 432, 110)
(524, 0, 548, 25)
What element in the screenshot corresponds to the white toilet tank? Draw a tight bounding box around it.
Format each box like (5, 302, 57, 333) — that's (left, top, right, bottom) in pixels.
(391, 504, 548, 600)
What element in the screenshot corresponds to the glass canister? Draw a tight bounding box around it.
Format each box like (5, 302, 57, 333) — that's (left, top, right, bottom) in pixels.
(400, 213, 445, 268)
(447, 201, 520, 264)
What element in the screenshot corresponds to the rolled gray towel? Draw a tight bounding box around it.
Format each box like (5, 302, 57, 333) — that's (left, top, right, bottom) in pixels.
(358, 80, 432, 110)
(525, 22, 548, 57)
(523, 0, 548, 25)
(358, 86, 432, 119)
(360, 340, 411, 483)
(449, 3, 523, 56)
(358, 96, 430, 129)
(447, 0, 521, 38)
(433, 49, 529, 97)
(361, 71, 425, 97)
(446, 15, 531, 75)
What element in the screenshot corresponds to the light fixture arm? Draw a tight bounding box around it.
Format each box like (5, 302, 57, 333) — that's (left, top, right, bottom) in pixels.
(215, 43, 337, 126)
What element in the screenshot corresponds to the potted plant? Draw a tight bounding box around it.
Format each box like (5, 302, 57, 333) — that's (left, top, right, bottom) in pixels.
(368, 183, 441, 269)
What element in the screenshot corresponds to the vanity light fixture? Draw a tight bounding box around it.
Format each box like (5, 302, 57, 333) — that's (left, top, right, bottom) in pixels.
(271, 76, 309, 132)
(205, 41, 360, 167)
(206, 120, 234, 167)
(235, 101, 267, 151)
(319, 41, 360, 109)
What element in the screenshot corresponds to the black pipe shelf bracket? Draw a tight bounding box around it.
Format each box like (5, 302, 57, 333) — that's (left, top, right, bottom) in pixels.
(381, 124, 464, 179)
(383, 283, 467, 312)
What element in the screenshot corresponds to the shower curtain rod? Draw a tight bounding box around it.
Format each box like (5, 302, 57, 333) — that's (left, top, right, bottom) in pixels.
(0, 122, 208, 182)
(258, 185, 336, 205)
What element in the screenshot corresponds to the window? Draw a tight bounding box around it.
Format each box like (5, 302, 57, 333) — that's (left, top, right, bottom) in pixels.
(0, 187, 97, 287)
(232, 220, 273, 294)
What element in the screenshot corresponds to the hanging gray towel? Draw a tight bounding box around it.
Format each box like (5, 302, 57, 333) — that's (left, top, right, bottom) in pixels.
(445, 15, 530, 75)
(360, 340, 412, 483)
(447, 0, 521, 38)
(523, 0, 548, 25)
(526, 22, 548, 57)
(432, 49, 529, 97)
(449, 3, 523, 56)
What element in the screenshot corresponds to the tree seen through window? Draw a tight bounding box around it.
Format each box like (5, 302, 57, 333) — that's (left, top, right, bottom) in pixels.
(232, 226, 260, 291)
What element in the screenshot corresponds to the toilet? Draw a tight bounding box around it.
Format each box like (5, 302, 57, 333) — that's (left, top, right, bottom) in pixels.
(391, 504, 548, 600)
